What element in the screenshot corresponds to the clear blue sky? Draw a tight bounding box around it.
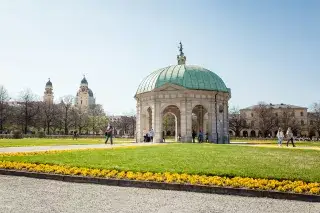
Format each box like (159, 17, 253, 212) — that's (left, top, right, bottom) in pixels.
(0, 0, 319, 115)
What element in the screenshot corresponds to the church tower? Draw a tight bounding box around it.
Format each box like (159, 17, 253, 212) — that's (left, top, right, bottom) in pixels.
(43, 78, 54, 104)
(75, 75, 95, 110)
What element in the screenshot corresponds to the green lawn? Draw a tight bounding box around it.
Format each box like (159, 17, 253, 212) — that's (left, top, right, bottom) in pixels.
(0, 138, 134, 147)
(1, 144, 319, 182)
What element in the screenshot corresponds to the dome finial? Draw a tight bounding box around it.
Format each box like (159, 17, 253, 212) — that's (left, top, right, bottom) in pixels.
(177, 41, 186, 65)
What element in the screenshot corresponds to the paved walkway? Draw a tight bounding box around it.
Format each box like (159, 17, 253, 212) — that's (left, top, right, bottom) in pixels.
(0, 175, 318, 213)
(0, 143, 163, 153)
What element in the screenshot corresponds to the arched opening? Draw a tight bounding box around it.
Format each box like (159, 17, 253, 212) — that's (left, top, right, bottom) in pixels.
(141, 107, 153, 142)
(229, 130, 234, 136)
(163, 113, 175, 137)
(243, 131, 248, 137)
(192, 105, 208, 142)
(250, 130, 256, 137)
(162, 105, 181, 142)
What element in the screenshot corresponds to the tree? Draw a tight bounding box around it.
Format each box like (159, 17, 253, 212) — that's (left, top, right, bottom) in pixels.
(228, 106, 248, 137)
(41, 102, 58, 135)
(110, 115, 136, 136)
(88, 104, 106, 134)
(0, 86, 10, 133)
(17, 89, 40, 134)
(60, 95, 74, 135)
(252, 102, 277, 137)
(77, 109, 89, 134)
(310, 102, 320, 136)
(278, 107, 300, 135)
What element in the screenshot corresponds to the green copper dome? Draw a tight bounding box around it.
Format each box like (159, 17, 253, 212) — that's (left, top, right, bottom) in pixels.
(136, 65, 229, 94)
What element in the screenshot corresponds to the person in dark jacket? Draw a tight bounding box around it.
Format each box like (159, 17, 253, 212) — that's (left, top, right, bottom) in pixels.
(105, 125, 113, 145)
(198, 130, 204, 143)
(192, 130, 197, 143)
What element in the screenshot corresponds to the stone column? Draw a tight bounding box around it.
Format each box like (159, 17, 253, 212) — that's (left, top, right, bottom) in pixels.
(175, 116, 178, 142)
(180, 99, 192, 142)
(185, 100, 193, 142)
(223, 101, 230, 143)
(177, 115, 181, 138)
(136, 101, 141, 142)
(207, 112, 213, 142)
(153, 101, 162, 143)
(212, 95, 218, 143)
(180, 100, 187, 142)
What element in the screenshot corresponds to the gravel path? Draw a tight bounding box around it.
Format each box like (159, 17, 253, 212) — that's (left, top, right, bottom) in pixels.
(0, 175, 318, 213)
(0, 142, 162, 153)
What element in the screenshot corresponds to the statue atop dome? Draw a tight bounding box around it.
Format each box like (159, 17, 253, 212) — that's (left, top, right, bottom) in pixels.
(177, 41, 186, 65)
(178, 41, 184, 56)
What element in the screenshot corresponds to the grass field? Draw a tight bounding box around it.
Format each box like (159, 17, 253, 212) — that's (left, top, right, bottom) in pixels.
(0, 138, 134, 147)
(1, 143, 319, 182)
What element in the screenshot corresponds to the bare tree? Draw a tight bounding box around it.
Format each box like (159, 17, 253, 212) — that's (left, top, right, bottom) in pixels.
(77, 109, 89, 134)
(17, 89, 40, 134)
(228, 106, 248, 137)
(252, 102, 277, 137)
(0, 85, 10, 133)
(40, 102, 58, 135)
(310, 102, 320, 136)
(278, 107, 300, 135)
(88, 104, 106, 134)
(60, 95, 74, 135)
(111, 115, 136, 136)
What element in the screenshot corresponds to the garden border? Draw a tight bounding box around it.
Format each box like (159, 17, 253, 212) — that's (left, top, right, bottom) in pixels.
(0, 168, 319, 202)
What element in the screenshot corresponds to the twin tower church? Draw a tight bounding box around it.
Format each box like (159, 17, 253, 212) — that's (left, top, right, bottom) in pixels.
(43, 76, 96, 108)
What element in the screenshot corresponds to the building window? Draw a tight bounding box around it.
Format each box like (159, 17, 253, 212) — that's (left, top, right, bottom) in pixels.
(300, 112, 304, 116)
(310, 120, 314, 125)
(251, 113, 253, 117)
(81, 100, 82, 105)
(275, 113, 278, 117)
(301, 120, 304, 126)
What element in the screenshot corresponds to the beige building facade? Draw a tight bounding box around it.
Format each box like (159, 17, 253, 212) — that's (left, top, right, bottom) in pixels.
(233, 103, 310, 137)
(135, 43, 231, 143)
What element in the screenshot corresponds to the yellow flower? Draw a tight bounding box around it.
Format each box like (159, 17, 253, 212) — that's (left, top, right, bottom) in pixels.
(0, 160, 319, 195)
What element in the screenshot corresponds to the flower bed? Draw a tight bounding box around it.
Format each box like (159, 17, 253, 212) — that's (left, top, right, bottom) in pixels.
(0, 160, 319, 195)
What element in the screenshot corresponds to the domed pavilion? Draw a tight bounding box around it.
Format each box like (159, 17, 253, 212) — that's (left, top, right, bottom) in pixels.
(135, 43, 231, 143)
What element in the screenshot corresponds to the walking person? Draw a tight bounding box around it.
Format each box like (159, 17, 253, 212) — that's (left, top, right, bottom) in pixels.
(149, 129, 154, 142)
(276, 128, 284, 147)
(162, 131, 166, 143)
(286, 127, 295, 147)
(105, 125, 113, 145)
(198, 130, 204, 143)
(192, 129, 196, 143)
(73, 131, 78, 140)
